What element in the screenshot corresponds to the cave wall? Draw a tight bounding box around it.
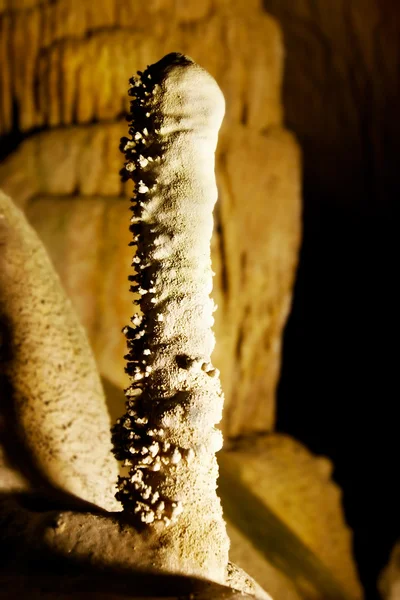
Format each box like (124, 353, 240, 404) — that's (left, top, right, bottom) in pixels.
(0, 1, 380, 597)
(0, 0, 301, 439)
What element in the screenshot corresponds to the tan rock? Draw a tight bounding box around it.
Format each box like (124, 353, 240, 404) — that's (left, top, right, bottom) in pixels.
(214, 124, 301, 436)
(219, 435, 364, 600)
(0, 1, 282, 136)
(0, 0, 301, 438)
(26, 194, 132, 393)
(0, 190, 119, 510)
(0, 495, 270, 599)
(226, 521, 301, 600)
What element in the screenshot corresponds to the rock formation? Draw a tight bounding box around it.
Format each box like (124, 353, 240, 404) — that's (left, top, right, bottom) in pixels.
(261, 1, 400, 593)
(0, 52, 271, 598)
(0, 0, 301, 438)
(220, 436, 363, 600)
(112, 53, 229, 578)
(0, 1, 367, 597)
(0, 190, 119, 510)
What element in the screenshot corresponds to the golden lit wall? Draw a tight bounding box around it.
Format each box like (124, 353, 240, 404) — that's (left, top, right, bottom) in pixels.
(0, 0, 301, 438)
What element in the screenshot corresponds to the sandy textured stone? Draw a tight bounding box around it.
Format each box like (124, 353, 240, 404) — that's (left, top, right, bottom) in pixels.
(0, 190, 119, 510)
(0, 155, 267, 595)
(226, 521, 301, 600)
(0, 124, 124, 203)
(0, 0, 281, 135)
(0, 496, 270, 599)
(222, 435, 363, 600)
(107, 54, 232, 583)
(214, 124, 301, 436)
(26, 194, 132, 393)
(22, 119, 300, 437)
(0, 0, 300, 438)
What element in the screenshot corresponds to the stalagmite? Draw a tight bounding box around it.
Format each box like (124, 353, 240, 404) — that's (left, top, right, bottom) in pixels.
(112, 52, 230, 580)
(0, 55, 272, 598)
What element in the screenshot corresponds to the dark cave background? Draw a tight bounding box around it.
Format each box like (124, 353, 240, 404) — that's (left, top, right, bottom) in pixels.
(263, 1, 399, 598)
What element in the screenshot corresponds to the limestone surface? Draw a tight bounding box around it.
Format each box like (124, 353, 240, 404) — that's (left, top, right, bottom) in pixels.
(0, 0, 301, 438)
(0, 190, 119, 510)
(110, 52, 230, 582)
(0, 187, 268, 597)
(221, 435, 364, 600)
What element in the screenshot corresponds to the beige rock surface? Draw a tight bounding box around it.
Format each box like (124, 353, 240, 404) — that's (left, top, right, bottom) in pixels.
(221, 435, 364, 600)
(22, 120, 301, 437)
(26, 192, 133, 391)
(0, 190, 119, 509)
(0, 495, 269, 599)
(214, 124, 300, 435)
(97, 377, 362, 600)
(0, 3, 364, 596)
(226, 521, 301, 600)
(110, 53, 230, 582)
(0, 186, 267, 598)
(0, 0, 301, 438)
(0, 0, 282, 135)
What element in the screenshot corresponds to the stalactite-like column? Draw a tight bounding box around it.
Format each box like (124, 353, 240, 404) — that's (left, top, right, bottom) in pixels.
(112, 53, 229, 578)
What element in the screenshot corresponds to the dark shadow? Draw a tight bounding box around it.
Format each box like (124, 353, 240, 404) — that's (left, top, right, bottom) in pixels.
(0, 492, 253, 600)
(261, 1, 400, 598)
(0, 567, 249, 600)
(0, 315, 56, 494)
(102, 376, 126, 426)
(219, 453, 354, 600)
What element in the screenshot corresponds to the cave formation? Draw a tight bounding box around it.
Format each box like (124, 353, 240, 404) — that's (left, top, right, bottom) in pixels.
(1, 1, 399, 599)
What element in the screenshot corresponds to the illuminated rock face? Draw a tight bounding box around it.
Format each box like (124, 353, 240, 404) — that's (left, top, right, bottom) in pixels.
(112, 53, 230, 578)
(221, 436, 364, 600)
(0, 0, 301, 438)
(0, 3, 365, 594)
(0, 190, 119, 510)
(0, 53, 271, 596)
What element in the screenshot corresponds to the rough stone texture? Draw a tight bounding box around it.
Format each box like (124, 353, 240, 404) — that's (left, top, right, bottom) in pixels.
(96, 376, 362, 600)
(0, 0, 282, 135)
(0, 2, 371, 597)
(222, 435, 364, 600)
(109, 54, 230, 581)
(21, 120, 300, 437)
(214, 124, 300, 435)
(0, 0, 301, 438)
(26, 192, 133, 391)
(226, 522, 301, 600)
(0, 497, 270, 599)
(379, 542, 400, 600)
(0, 190, 269, 597)
(0, 190, 119, 509)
